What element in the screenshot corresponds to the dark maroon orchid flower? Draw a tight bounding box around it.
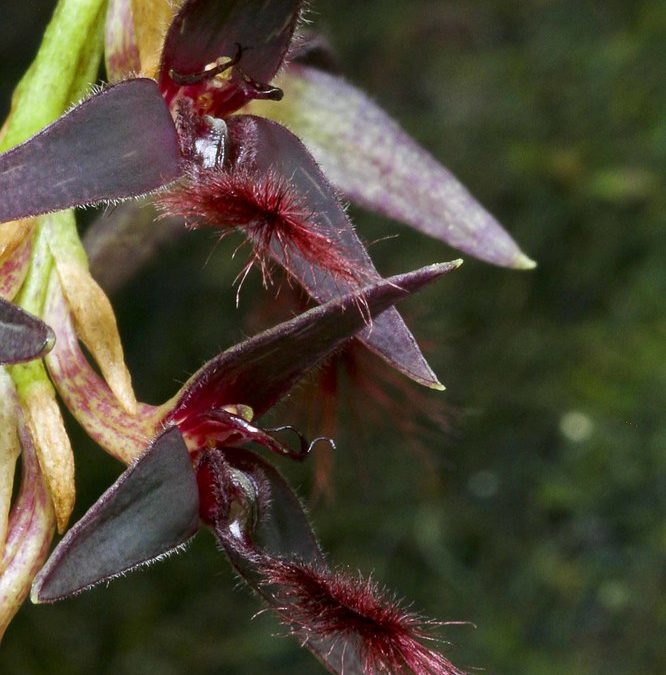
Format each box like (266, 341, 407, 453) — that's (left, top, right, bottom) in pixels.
(32, 262, 465, 674)
(0, 0, 442, 389)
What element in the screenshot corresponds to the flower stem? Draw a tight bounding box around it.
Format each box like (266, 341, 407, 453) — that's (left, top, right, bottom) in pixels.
(0, 0, 107, 152)
(3, 0, 106, 395)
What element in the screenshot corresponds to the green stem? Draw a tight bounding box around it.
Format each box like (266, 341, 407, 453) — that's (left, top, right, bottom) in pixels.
(0, 0, 107, 152)
(4, 0, 107, 394)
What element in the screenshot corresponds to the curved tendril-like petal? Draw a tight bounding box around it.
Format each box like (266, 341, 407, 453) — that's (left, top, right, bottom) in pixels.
(0, 405, 55, 638)
(159, 0, 303, 96)
(250, 65, 536, 270)
(226, 114, 444, 389)
(0, 229, 32, 301)
(43, 275, 161, 464)
(0, 79, 181, 225)
(32, 428, 200, 604)
(181, 408, 314, 461)
(105, 0, 141, 82)
(0, 297, 54, 365)
(166, 262, 461, 425)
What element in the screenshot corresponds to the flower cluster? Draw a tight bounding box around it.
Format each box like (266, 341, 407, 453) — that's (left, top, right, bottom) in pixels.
(0, 0, 533, 672)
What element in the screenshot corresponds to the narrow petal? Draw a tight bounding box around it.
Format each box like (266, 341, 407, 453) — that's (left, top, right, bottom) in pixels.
(165, 261, 461, 424)
(21, 379, 75, 533)
(0, 218, 33, 259)
(0, 407, 55, 638)
(227, 115, 444, 388)
(54, 258, 138, 414)
(105, 0, 141, 82)
(0, 297, 54, 365)
(0, 78, 181, 224)
(32, 428, 200, 603)
(0, 227, 32, 301)
(249, 65, 536, 269)
(44, 277, 160, 464)
(0, 370, 21, 554)
(181, 407, 323, 460)
(159, 0, 302, 94)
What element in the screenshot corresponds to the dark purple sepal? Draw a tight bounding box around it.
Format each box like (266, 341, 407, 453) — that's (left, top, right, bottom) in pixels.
(0, 297, 55, 364)
(167, 261, 460, 424)
(280, 65, 536, 269)
(207, 447, 326, 602)
(227, 114, 444, 388)
(31, 427, 199, 603)
(0, 79, 181, 224)
(159, 0, 302, 88)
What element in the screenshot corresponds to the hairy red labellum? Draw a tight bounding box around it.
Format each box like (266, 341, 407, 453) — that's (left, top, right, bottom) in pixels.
(261, 559, 465, 675)
(157, 166, 360, 285)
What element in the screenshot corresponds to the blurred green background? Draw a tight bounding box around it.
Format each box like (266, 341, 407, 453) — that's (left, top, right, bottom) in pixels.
(1, 1, 664, 673)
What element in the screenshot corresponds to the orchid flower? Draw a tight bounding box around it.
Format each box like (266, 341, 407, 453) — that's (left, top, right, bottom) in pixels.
(0, 2, 528, 668)
(33, 263, 465, 674)
(0, 0, 456, 629)
(0, 0, 450, 390)
(102, 0, 535, 271)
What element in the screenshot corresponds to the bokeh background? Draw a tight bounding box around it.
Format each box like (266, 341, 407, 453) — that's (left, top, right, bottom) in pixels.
(1, 1, 664, 673)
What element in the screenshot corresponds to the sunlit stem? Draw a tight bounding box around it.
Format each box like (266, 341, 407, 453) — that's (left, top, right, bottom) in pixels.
(0, 0, 107, 152)
(2, 0, 105, 393)
(0, 0, 108, 624)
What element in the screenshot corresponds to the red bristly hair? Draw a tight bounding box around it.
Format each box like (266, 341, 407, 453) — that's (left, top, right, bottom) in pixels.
(260, 558, 466, 675)
(156, 166, 363, 286)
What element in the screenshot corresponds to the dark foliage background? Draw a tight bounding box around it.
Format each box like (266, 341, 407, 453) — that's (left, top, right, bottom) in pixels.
(1, 1, 664, 673)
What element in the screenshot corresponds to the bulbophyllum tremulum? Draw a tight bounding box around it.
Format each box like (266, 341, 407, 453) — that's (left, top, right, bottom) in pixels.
(0, 0, 453, 389)
(32, 263, 465, 674)
(0, 0, 535, 669)
(0, 0, 534, 388)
